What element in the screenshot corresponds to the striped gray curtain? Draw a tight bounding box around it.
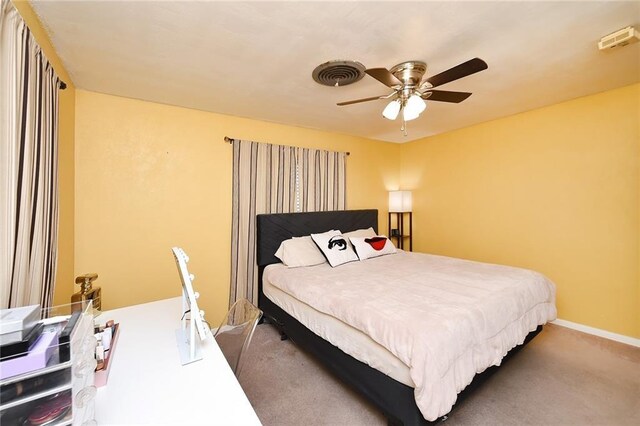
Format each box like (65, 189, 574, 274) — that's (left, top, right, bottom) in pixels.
(229, 140, 347, 306)
(0, 0, 62, 309)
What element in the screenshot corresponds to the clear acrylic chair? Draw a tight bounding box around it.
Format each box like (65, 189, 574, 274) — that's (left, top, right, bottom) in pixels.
(214, 298, 263, 378)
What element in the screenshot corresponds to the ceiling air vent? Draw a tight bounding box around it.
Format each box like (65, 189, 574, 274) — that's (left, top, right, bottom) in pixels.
(598, 26, 639, 50)
(312, 60, 366, 87)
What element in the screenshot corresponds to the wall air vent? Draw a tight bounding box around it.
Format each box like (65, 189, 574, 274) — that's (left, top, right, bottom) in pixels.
(598, 26, 639, 50)
(312, 60, 366, 87)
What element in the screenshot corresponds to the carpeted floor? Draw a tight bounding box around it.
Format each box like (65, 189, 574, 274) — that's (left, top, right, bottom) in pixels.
(237, 323, 640, 426)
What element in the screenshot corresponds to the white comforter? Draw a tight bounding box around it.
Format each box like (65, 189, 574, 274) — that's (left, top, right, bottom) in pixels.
(264, 250, 556, 421)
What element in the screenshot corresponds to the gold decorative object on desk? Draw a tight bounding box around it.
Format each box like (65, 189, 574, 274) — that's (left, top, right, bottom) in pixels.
(72, 273, 102, 314)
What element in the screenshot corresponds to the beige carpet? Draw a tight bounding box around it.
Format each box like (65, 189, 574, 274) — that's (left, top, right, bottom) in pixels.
(238, 323, 640, 425)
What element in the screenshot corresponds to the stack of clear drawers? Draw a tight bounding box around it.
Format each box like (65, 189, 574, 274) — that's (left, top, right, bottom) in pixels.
(0, 302, 96, 426)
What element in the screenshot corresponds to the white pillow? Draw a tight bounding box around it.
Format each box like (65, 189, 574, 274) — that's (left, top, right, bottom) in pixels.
(311, 230, 359, 267)
(350, 236, 397, 260)
(343, 227, 376, 239)
(274, 236, 327, 268)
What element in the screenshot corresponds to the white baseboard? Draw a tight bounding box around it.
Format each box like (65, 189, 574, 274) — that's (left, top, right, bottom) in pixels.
(551, 318, 640, 348)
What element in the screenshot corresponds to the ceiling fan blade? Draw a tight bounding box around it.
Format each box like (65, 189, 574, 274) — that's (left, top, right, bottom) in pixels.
(365, 68, 403, 88)
(425, 58, 488, 88)
(337, 95, 388, 106)
(422, 90, 472, 103)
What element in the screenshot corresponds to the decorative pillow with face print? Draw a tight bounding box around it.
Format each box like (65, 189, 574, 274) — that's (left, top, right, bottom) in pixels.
(342, 227, 377, 239)
(311, 230, 359, 267)
(349, 235, 397, 260)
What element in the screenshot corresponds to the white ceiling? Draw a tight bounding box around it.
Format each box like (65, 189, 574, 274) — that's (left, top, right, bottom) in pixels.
(32, 1, 640, 143)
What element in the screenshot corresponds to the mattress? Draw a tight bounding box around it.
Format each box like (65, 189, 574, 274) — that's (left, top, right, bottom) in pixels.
(263, 250, 556, 421)
(263, 272, 415, 387)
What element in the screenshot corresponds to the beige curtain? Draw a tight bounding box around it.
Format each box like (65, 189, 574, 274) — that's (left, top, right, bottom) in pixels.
(229, 140, 347, 306)
(230, 141, 297, 305)
(298, 148, 346, 212)
(0, 0, 62, 309)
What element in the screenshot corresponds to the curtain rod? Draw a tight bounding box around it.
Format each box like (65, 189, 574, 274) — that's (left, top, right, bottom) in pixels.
(60, 81, 67, 90)
(224, 136, 350, 156)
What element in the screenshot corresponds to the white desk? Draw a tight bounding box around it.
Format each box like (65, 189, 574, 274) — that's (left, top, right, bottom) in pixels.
(94, 298, 261, 425)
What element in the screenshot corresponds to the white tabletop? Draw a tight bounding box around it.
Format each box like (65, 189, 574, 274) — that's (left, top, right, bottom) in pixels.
(94, 297, 261, 425)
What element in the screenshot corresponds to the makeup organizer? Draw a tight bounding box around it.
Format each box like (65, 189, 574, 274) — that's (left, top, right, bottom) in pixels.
(0, 301, 96, 426)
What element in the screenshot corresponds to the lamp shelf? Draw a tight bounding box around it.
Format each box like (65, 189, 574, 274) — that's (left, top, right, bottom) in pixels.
(388, 211, 412, 251)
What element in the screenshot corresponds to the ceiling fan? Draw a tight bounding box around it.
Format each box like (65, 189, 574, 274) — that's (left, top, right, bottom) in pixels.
(338, 58, 488, 133)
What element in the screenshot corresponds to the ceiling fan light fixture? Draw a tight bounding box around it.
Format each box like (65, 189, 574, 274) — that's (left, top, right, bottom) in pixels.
(403, 95, 426, 121)
(382, 99, 401, 120)
(337, 57, 487, 134)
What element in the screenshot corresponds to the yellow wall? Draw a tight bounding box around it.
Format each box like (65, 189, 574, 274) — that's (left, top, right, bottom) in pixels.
(12, 1, 75, 306)
(74, 90, 400, 324)
(401, 84, 640, 338)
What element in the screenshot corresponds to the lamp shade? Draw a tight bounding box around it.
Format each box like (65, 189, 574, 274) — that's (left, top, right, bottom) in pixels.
(403, 95, 426, 121)
(382, 99, 401, 120)
(389, 190, 412, 212)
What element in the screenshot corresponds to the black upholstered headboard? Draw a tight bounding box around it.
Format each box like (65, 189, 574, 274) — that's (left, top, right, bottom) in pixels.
(256, 209, 378, 267)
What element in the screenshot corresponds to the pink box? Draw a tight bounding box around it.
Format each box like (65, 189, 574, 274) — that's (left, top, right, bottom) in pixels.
(95, 323, 119, 387)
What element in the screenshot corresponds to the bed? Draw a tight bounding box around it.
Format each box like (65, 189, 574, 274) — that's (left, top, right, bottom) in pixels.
(256, 209, 556, 425)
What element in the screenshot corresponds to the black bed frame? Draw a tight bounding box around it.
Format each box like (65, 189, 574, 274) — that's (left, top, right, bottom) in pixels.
(256, 209, 542, 425)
